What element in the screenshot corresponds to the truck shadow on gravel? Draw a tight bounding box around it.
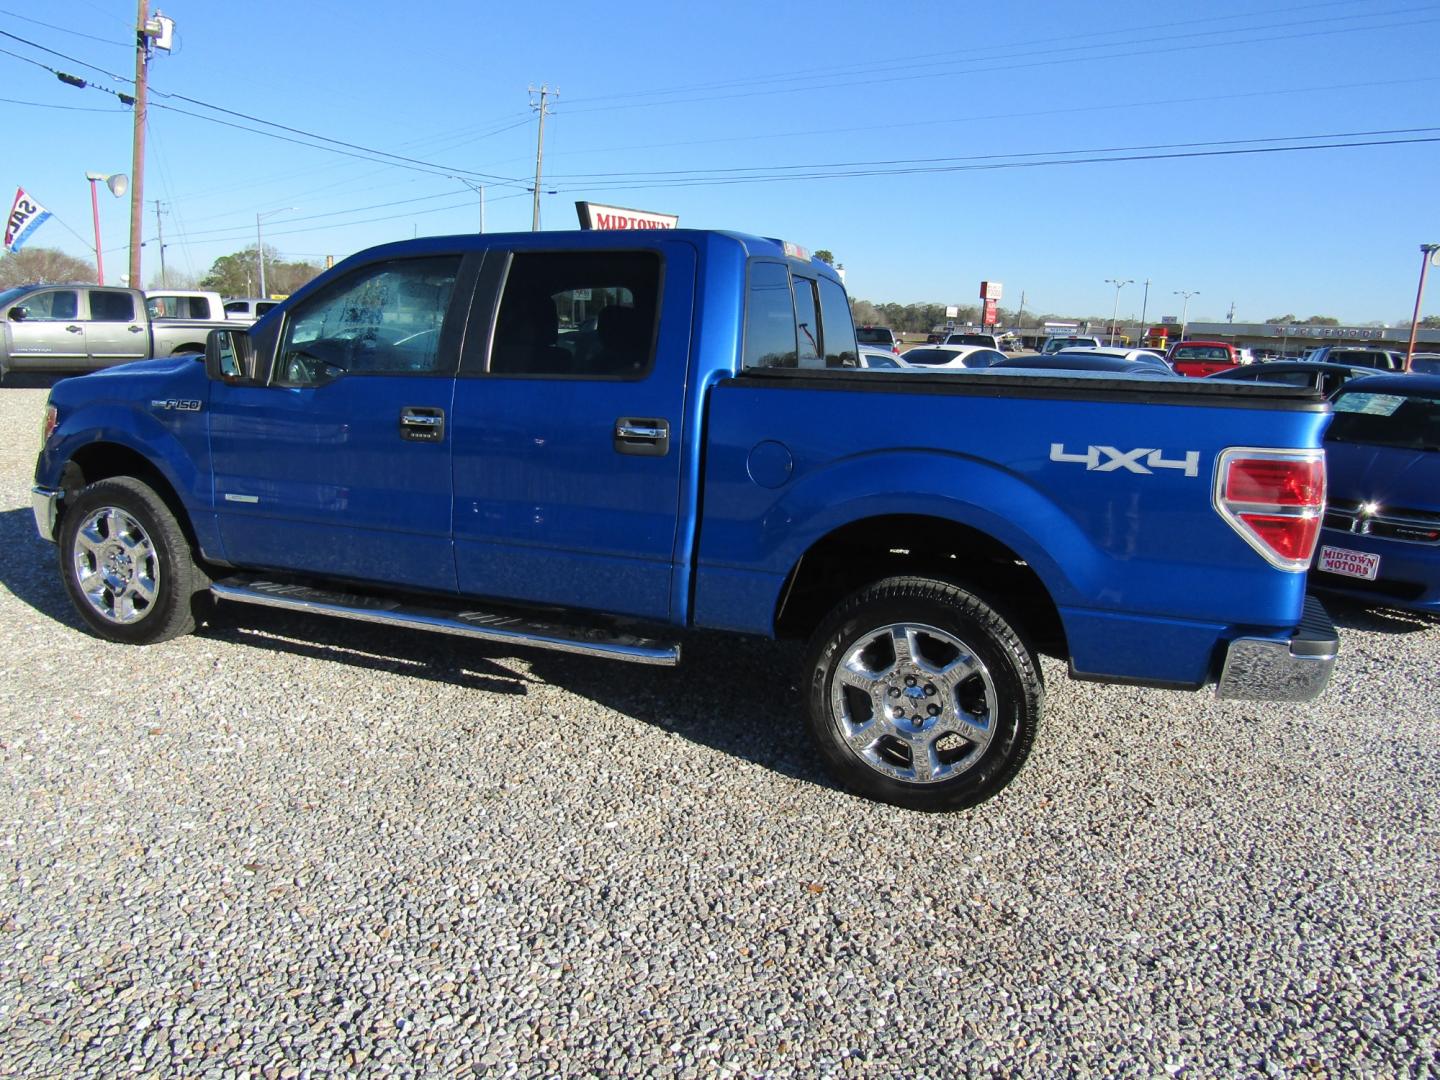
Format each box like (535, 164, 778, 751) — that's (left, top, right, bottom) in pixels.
(198, 604, 832, 791)
(1317, 592, 1439, 635)
(0, 508, 78, 625)
(3, 506, 827, 789)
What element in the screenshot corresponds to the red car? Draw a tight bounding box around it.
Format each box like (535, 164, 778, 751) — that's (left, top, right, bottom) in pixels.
(1167, 339, 1242, 377)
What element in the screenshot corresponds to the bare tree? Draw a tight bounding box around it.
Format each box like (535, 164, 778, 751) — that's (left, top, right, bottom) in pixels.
(0, 247, 96, 288)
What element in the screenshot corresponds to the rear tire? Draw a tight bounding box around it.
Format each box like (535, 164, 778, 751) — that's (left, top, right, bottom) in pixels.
(58, 477, 206, 645)
(803, 576, 1042, 811)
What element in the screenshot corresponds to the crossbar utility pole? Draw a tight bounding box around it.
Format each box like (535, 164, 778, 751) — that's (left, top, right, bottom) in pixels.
(152, 200, 167, 287)
(529, 85, 556, 231)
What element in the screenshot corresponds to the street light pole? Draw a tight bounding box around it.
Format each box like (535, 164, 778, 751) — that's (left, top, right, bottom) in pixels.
(1138, 278, 1151, 340)
(1105, 278, 1133, 344)
(1404, 243, 1440, 371)
(85, 172, 127, 286)
(255, 207, 296, 300)
(1174, 289, 1200, 340)
(456, 178, 485, 233)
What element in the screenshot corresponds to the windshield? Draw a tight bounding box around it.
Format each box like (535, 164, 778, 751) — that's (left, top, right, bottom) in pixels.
(948, 334, 993, 346)
(1328, 390, 1440, 450)
(855, 327, 892, 344)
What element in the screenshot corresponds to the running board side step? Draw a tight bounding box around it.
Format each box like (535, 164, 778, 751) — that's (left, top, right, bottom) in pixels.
(209, 579, 681, 666)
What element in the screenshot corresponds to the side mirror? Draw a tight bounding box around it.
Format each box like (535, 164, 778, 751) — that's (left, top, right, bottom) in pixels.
(205, 326, 254, 383)
(7, 307, 24, 322)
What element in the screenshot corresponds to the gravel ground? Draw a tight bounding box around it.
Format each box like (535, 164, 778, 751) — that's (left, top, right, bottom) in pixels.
(0, 384, 1436, 1078)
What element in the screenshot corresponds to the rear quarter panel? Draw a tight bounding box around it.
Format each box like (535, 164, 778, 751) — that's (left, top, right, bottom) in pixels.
(694, 371, 1330, 684)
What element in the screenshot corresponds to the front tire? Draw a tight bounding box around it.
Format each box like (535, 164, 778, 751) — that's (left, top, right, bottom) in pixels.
(803, 576, 1042, 811)
(58, 477, 206, 645)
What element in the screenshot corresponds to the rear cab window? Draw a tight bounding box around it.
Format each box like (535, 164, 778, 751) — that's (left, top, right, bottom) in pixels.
(743, 260, 857, 370)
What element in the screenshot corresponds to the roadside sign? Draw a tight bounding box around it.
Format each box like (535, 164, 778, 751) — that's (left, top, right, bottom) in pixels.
(979, 281, 1003, 301)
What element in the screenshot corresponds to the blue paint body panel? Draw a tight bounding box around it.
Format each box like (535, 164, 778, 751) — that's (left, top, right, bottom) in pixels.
(33, 229, 1332, 692)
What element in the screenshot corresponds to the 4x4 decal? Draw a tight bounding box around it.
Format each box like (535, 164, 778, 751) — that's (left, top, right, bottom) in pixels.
(1050, 443, 1200, 477)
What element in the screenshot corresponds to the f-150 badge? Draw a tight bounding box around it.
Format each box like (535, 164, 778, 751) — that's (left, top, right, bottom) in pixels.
(151, 399, 202, 412)
(1050, 443, 1200, 477)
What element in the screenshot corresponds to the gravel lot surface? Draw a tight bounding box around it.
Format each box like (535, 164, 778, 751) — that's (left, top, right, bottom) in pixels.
(1, 383, 1436, 1078)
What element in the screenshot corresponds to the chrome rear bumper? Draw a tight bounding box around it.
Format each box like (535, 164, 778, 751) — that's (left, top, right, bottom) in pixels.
(1216, 596, 1338, 702)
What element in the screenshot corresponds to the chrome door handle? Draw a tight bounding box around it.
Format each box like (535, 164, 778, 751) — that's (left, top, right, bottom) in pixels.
(399, 406, 445, 442)
(65, 325, 82, 334)
(614, 417, 670, 457)
(616, 423, 666, 440)
(128, 325, 145, 333)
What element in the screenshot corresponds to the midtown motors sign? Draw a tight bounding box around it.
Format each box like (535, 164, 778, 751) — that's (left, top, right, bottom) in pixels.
(576, 202, 678, 230)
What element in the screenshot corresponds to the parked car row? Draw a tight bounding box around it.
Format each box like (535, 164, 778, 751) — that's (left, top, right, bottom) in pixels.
(1310, 374, 1440, 614)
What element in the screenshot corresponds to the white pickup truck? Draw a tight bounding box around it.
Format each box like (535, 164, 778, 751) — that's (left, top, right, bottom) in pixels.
(0, 283, 234, 380)
(144, 289, 231, 323)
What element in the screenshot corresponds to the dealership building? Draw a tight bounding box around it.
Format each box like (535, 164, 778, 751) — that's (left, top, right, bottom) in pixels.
(1137, 322, 1440, 355)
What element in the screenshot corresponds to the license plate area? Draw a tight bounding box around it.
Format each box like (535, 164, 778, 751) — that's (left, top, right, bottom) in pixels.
(1318, 545, 1380, 581)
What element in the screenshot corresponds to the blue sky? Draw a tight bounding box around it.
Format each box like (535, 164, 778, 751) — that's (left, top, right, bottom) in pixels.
(3, 0, 1438, 324)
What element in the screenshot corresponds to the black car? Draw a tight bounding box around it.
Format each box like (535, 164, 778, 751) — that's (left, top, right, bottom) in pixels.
(1204, 360, 1376, 397)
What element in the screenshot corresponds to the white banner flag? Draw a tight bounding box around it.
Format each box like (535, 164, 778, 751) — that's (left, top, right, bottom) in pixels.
(5, 188, 53, 253)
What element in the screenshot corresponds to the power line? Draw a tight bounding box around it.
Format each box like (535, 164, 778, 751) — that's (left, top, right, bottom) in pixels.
(0, 27, 526, 185)
(562, 0, 1380, 106)
(543, 126, 1440, 182)
(539, 133, 1440, 193)
(542, 75, 1440, 162)
(560, 11, 1438, 115)
(0, 7, 130, 48)
(0, 93, 122, 112)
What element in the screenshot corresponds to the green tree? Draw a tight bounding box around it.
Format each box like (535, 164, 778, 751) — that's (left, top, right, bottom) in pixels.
(0, 246, 96, 287)
(1301, 315, 1340, 326)
(199, 245, 322, 298)
(813, 249, 835, 266)
(1266, 314, 1297, 324)
(1420, 315, 1440, 328)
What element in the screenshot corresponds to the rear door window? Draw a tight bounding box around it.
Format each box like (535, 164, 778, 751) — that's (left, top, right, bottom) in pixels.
(87, 290, 136, 322)
(489, 251, 660, 378)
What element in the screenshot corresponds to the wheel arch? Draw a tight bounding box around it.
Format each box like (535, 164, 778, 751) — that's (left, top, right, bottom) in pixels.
(57, 442, 204, 558)
(774, 513, 1068, 657)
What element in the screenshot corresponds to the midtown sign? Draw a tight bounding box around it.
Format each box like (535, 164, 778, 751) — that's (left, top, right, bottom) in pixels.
(575, 202, 678, 231)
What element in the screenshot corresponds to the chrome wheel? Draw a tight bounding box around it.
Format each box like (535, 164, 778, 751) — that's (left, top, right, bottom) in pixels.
(71, 506, 161, 625)
(829, 621, 997, 785)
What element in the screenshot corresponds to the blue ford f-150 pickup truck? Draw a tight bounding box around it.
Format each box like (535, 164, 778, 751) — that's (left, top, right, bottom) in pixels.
(31, 230, 1337, 810)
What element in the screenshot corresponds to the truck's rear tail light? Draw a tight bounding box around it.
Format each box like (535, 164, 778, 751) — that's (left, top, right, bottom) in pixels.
(1214, 448, 1326, 571)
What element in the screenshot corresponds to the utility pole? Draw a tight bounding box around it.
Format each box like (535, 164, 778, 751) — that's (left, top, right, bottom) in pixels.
(528, 84, 556, 231)
(126, 5, 172, 286)
(151, 200, 167, 287)
(1015, 290, 1026, 331)
(1227, 300, 1236, 324)
(1138, 279, 1151, 336)
(127, 0, 149, 287)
